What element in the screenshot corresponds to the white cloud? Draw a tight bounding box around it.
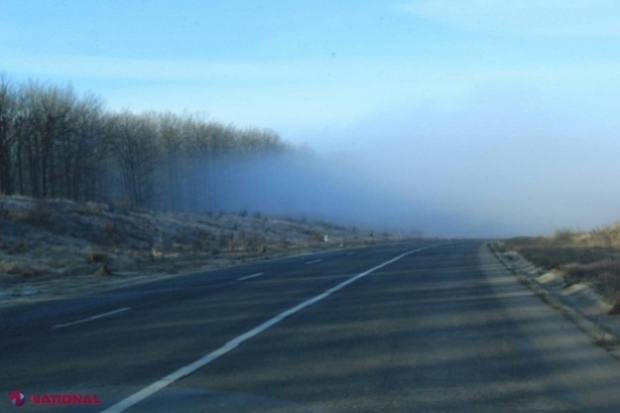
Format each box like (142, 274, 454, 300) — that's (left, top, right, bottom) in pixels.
(400, 0, 620, 37)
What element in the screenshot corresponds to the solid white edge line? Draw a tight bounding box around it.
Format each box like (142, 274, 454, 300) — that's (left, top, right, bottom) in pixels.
(305, 259, 323, 264)
(99, 243, 444, 413)
(237, 272, 264, 281)
(52, 307, 131, 329)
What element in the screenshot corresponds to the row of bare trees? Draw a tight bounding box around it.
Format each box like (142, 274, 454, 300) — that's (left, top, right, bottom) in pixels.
(0, 76, 290, 210)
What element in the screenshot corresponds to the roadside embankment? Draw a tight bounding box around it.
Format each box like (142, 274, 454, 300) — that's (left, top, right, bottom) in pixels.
(488, 241, 620, 358)
(0, 195, 405, 306)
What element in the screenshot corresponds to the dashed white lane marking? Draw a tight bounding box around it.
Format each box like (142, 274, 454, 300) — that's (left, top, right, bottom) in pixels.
(99, 243, 443, 413)
(305, 259, 323, 264)
(237, 273, 264, 281)
(52, 307, 131, 329)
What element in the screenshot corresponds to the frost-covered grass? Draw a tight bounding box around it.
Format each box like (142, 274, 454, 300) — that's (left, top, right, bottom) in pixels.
(0, 195, 401, 301)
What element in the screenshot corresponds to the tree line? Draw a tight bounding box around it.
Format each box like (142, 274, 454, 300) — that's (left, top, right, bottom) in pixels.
(0, 75, 292, 210)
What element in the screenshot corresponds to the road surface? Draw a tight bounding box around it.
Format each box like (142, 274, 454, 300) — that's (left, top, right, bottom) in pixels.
(2, 241, 620, 412)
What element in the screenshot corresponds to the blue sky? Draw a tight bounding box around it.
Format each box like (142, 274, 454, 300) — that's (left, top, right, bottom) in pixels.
(2, 1, 620, 236)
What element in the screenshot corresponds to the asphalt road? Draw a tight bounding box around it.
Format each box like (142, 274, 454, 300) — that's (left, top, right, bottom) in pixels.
(2, 240, 620, 412)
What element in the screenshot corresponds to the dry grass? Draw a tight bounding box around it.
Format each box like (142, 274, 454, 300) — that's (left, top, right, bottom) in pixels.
(0, 195, 405, 291)
(501, 224, 620, 306)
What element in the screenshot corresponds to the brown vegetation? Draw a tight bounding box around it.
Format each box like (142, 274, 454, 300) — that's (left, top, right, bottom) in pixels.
(499, 225, 620, 305)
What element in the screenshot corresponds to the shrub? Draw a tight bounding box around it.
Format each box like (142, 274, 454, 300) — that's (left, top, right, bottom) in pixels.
(551, 229, 576, 244)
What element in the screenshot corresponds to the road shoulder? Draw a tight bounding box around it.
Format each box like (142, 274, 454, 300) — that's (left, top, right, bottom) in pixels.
(484, 243, 620, 359)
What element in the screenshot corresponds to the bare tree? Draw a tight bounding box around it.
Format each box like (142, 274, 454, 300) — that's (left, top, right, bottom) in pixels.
(151, 112, 183, 210)
(1, 75, 292, 213)
(59, 94, 105, 201)
(15, 82, 77, 198)
(0, 75, 16, 195)
(108, 112, 160, 207)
